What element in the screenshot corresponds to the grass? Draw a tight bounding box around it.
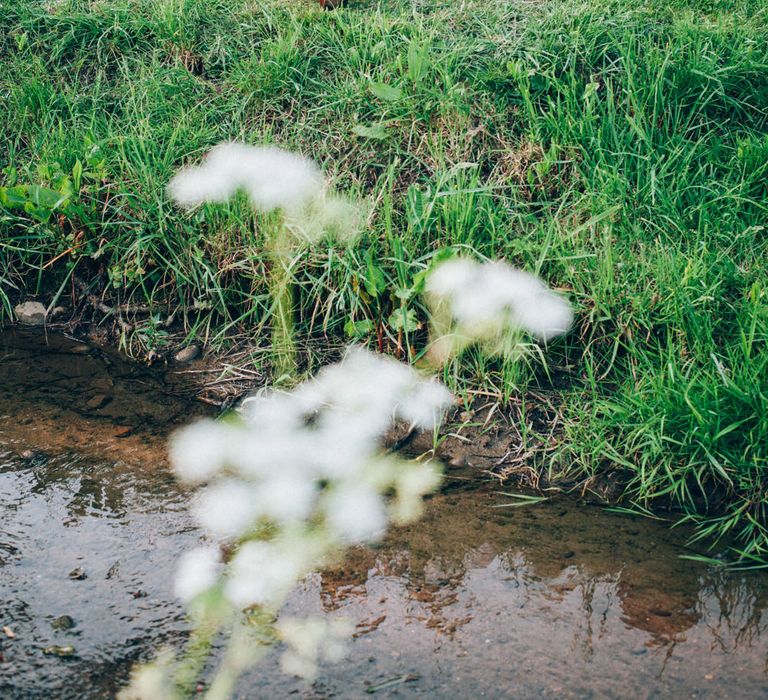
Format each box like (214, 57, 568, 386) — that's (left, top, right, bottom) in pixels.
(1, 0, 767, 562)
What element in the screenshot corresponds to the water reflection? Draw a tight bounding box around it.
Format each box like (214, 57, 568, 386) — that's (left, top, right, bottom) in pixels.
(1, 329, 768, 698)
(271, 492, 768, 697)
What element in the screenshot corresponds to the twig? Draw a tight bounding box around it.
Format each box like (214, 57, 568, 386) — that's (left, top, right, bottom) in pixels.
(74, 277, 132, 333)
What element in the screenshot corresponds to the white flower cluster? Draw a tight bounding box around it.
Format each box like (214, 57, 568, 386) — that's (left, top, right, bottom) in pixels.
(424, 257, 573, 362)
(276, 617, 352, 680)
(167, 142, 362, 243)
(169, 348, 451, 611)
(168, 142, 323, 213)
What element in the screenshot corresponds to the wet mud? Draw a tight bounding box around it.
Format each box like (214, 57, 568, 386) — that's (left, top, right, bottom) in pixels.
(1, 329, 767, 698)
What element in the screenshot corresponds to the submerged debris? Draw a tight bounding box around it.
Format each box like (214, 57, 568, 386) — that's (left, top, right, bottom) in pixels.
(50, 616, 76, 631)
(42, 645, 76, 658)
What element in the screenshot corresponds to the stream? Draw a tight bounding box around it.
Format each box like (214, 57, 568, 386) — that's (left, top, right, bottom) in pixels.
(1, 329, 767, 699)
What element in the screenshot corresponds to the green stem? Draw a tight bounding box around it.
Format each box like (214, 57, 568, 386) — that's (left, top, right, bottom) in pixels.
(268, 226, 297, 380)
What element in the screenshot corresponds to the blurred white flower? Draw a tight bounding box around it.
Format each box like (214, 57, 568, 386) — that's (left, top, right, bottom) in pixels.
(174, 547, 222, 603)
(277, 617, 352, 680)
(193, 478, 258, 540)
(167, 346, 450, 689)
(323, 483, 388, 543)
(397, 380, 453, 430)
(168, 142, 323, 213)
(169, 420, 235, 483)
(255, 470, 317, 525)
(285, 193, 364, 245)
(225, 540, 309, 609)
(238, 390, 306, 432)
(117, 649, 177, 700)
(424, 257, 478, 298)
(391, 462, 442, 523)
(426, 257, 573, 342)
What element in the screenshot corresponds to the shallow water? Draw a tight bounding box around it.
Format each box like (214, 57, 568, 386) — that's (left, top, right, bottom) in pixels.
(1, 329, 767, 699)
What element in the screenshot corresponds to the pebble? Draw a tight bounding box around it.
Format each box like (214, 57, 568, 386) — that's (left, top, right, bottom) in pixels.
(68, 567, 87, 581)
(51, 615, 76, 631)
(14, 301, 47, 325)
(85, 394, 111, 410)
(114, 426, 133, 438)
(173, 344, 202, 363)
(561, 550, 576, 559)
(69, 344, 92, 355)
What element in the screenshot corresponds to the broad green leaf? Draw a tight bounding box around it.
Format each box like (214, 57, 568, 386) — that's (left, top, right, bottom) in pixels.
(352, 124, 389, 140)
(344, 319, 374, 338)
(369, 81, 402, 102)
(363, 249, 388, 299)
(388, 308, 419, 333)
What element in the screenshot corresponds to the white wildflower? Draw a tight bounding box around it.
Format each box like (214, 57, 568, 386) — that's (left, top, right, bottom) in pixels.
(169, 420, 235, 483)
(173, 546, 222, 603)
(224, 540, 309, 609)
(424, 257, 478, 298)
(426, 257, 573, 342)
(255, 470, 317, 525)
(192, 478, 258, 540)
(397, 380, 453, 430)
(299, 346, 417, 417)
(323, 483, 387, 543)
(117, 649, 177, 700)
(285, 193, 364, 245)
(391, 463, 442, 523)
(277, 617, 352, 680)
(507, 277, 574, 341)
(227, 430, 301, 480)
(168, 143, 323, 213)
(238, 391, 306, 432)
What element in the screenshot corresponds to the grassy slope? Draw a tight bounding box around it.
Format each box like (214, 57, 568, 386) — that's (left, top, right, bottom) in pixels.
(1, 0, 767, 561)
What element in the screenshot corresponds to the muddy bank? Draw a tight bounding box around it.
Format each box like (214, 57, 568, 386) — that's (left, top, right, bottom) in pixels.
(1, 329, 767, 699)
(0, 328, 209, 469)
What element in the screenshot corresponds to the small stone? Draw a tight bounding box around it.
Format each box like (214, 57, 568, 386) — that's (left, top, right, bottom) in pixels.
(85, 394, 111, 410)
(51, 615, 75, 631)
(50, 306, 67, 318)
(14, 301, 47, 325)
(43, 645, 76, 657)
(449, 454, 469, 469)
(561, 550, 576, 559)
(173, 344, 202, 363)
(69, 344, 92, 355)
(68, 567, 87, 580)
(114, 426, 133, 438)
(2, 626, 15, 639)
